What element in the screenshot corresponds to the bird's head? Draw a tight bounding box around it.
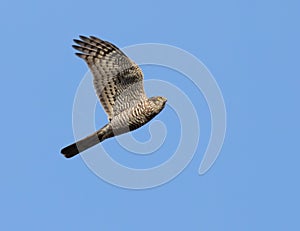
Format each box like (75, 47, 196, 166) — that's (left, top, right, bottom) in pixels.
(149, 96, 167, 113)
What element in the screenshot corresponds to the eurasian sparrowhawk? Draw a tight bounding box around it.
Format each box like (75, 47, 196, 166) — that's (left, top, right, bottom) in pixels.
(61, 36, 167, 158)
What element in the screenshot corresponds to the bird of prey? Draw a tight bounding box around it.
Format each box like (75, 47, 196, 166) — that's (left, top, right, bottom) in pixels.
(61, 35, 167, 158)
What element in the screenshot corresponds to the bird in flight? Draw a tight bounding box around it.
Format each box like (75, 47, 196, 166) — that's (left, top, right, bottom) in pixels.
(61, 36, 167, 158)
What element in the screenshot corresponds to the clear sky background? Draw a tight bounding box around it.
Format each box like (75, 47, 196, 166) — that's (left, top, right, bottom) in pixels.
(1, 0, 299, 230)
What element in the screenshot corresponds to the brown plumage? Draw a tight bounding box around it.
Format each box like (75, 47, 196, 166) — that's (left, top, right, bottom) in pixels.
(61, 36, 167, 158)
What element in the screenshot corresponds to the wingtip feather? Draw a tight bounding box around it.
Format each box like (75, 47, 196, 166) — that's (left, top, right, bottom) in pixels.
(75, 52, 87, 59)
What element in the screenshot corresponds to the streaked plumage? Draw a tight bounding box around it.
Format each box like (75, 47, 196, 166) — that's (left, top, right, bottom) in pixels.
(61, 36, 167, 158)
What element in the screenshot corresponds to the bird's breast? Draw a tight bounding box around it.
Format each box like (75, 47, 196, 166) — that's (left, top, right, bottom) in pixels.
(109, 100, 157, 134)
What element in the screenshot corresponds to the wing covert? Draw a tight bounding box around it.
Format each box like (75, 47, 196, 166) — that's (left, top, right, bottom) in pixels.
(73, 35, 146, 121)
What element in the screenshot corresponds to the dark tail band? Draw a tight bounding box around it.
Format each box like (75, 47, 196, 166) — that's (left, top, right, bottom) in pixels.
(61, 124, 112, 158)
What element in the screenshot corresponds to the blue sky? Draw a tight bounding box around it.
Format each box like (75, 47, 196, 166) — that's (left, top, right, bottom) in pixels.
(1, 0, 300, 230)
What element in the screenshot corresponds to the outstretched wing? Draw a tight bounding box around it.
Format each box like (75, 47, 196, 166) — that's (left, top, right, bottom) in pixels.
(73, 35, 147, 121)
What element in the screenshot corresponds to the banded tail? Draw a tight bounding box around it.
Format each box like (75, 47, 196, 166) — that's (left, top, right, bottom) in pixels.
(61, 124, 112, 158)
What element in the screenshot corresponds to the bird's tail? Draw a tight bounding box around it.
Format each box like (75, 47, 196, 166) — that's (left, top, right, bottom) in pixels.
(61, 124, 112, 158)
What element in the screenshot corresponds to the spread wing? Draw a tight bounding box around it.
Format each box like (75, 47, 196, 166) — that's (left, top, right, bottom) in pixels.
(73, 35, 147, 121)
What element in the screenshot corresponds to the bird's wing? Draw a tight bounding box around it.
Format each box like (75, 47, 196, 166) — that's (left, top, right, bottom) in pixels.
(73, 35, 147, 121)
